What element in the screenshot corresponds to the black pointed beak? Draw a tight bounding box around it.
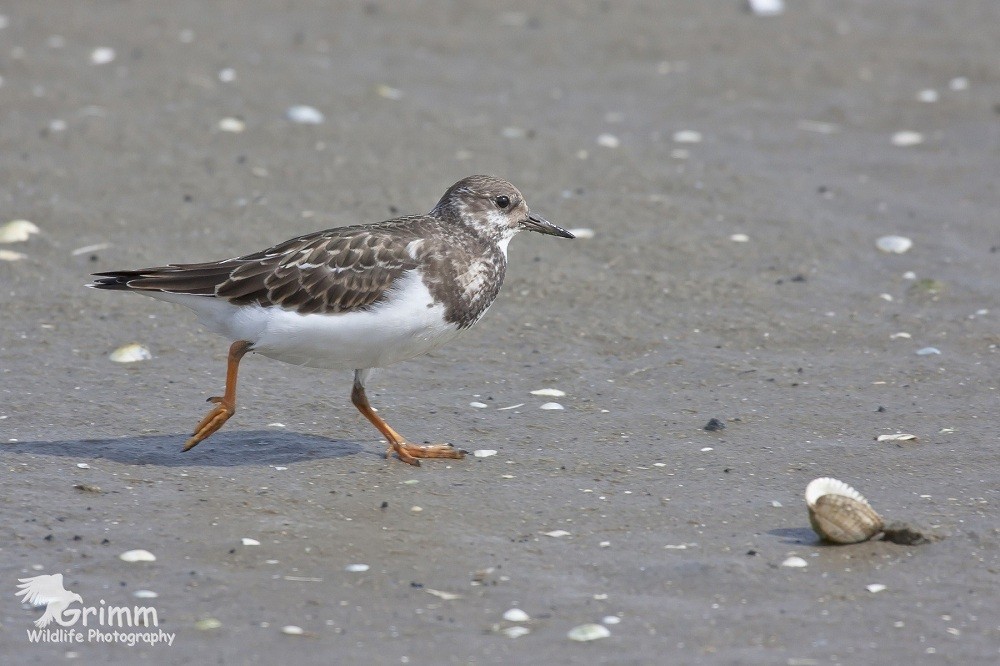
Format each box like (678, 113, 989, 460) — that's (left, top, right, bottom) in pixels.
(522, 213, 575, 239)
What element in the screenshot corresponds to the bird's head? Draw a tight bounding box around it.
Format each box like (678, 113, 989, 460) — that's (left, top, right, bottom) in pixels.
(432, 175, 575, 243)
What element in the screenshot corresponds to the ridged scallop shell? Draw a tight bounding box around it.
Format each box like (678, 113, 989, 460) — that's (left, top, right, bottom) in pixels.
(805, 477, 884, 544)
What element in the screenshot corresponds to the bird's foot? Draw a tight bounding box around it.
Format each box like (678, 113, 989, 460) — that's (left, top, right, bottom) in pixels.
(182, 395, 235, 451)
(386, 441, 467, 466)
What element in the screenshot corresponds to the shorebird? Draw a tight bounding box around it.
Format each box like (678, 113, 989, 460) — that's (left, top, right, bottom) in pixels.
(90, 175, 573, 465)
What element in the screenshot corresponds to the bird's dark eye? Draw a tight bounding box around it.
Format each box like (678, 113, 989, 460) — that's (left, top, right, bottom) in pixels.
(494, 195, 510, 209)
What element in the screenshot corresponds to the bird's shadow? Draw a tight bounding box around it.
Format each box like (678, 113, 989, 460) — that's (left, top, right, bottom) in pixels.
(2, 430, 363, 467)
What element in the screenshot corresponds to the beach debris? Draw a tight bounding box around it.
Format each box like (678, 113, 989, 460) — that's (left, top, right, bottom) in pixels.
(0, 249, 27, 261)
(672, 130, 702, 143)
(76, 463, 91, 469)
(805, 478, 884, 544)
(345, 563, 369, 573)
(497, 403, 524, 411)
(195, 618, 222, 631)
(218, 68, 236, 83)
(747, 0, 785, 16)
(119, 549, 156, 563)
(90, 47, 116, 65)
(781, 556, 808, 568)
(286, 105, 324, 125)
(891, 131, 924, 147)
(241, 538, 260, 546)
(503, 608, 530, 622)
(876, 433, 917, 442)
(866, 583, 887, 594)
(603, 616, 621, 625)
(531, 388, 565, 397)
(597, 133, 620, 148)
(917, 89, 939, 103)
(539, 402, 564, 410)
(72, 243, 111, 256)
(502, 626, 530, 638)
(568, 623, 611, 642)
(280, 625, 304, 636)
(133, 590, 158, 599)
(0, 220, 40, 243)
(218, 117, 246, 133)
(109, 343, 152, 363)
(425, 589, 461, 601)
(948, 77, 969, 91)
(889, 332, 911, 340)
(729, 233, 750, 243)
(469, 401, 488, 408)
(704, 418, 726, 432)
(543, 530, 571, 538)
(875, 235, 913, 254)
(916, 347, 941, 356)
(376, 84, 403, 100)
(73, 483, 102, 493)
(473, 449, 498, 458)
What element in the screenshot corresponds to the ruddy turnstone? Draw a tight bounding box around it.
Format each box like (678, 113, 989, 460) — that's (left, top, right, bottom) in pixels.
(89, 175, 574, 465)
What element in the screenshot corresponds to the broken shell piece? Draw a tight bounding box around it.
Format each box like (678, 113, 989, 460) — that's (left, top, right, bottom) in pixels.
(109, 343, 152, 363)
(568, 623, 611, 641)
(119, 549, 156, 563)
(0, 220, 40, 243)
(805, 477, 884, 544)
(876, 433, 917, 442)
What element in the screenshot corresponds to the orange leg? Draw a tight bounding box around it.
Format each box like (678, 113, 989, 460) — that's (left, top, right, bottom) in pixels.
(350, 372, 466, 466)
(182, 340, 253, 451)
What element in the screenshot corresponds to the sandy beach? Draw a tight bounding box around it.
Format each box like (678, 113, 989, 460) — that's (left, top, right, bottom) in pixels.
(1, 2, 998, 663)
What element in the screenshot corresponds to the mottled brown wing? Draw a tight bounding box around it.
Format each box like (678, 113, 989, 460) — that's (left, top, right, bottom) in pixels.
(92, 219, 427, 315)
(216, 225, 421, 314)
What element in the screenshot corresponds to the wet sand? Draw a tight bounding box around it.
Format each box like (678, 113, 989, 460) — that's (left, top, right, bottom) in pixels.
(1, 2, 998, 663)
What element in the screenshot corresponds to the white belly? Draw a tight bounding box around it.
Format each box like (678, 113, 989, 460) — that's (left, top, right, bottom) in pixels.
(147, 270, 462, 370)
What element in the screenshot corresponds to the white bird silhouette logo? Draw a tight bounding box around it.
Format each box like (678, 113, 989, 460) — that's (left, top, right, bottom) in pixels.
(15, 574, 83, 628)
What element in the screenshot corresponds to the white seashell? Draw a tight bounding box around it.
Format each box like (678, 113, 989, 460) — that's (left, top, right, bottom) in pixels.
(568, 623, 611, 641)
(503, 608, 530, 622)
(280, 625, 304, 635)
(344, 563, 369, 572)
(76, 463, 90, 469)
(0, 220, 40, 243)
(891, 131, 923, 147)
(916, 347, 940, 356)
(502, 626, 530, 638)
(781, 556, 808, 568)
(0, 249, 27, 261)
(543, 530, 571, 538)
(876, 433, 917, 442)
(286, 105, 324, 124)
(376, 84, 403, 100)
(730, 233, 750, 243)
(195, 618, 221, 630)
(866, 583, 887, 593)
(218, 117, 246, 133)
(805, 477, 884, 544)
(672, 130, 702, 143)
(109, 343, 152, 363)
(539, 402, 564, 410)
(602, 615, 621, 625)
(469, 401, 488, 408)
(90, 47, 116, 65)
(241, 538, 260, 546)
(597, 133, 620, 148)
(473, 449, 498, 458)
(133, 590, 158, 599)
(875, 235, 913, 254)
(747, 0, 785, 16)
(119, 549, 156, 563)
(531, 388, 566, 397)
(425, 588, 461, 600)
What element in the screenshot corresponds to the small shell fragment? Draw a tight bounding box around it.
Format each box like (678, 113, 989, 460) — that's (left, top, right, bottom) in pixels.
(109, 343, 152, 363)
(503, 608, 530, 622)
(0, 220, 40, 243)
(891, 131, 924, 147)
(543, 530, 571, 538)
(133, 590, 159, 599)
(119, 549, 156, 563)
(286, 105, 324, 125)
(425, 589, 461, 600)
(876, 235, 913, 254)
(0, 249, 27, 261)
(469, 401, 488, 408)
(195, 618, 222, 630)
(90, 47, 116, 65)
(218, 117, 246, 133)
(539, 402, 564, 410)
(473, 449, 498, 458)
(280, 625, 304, 636)
(805, 477, 884, 544)
(502, 626, 530, 638)
(747, 0, 785, 16)
(876, 433, 917, 442)
(916, 347, 941, 356)
(781, 556, 808, 568)
(672, 130, 702, 143)
(344, 563, 369, 572)
(531, 388, 566, 397)
(241, 538, 260, 546)
(866, 583, 887, 593)
(568, 623, 611, 642)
